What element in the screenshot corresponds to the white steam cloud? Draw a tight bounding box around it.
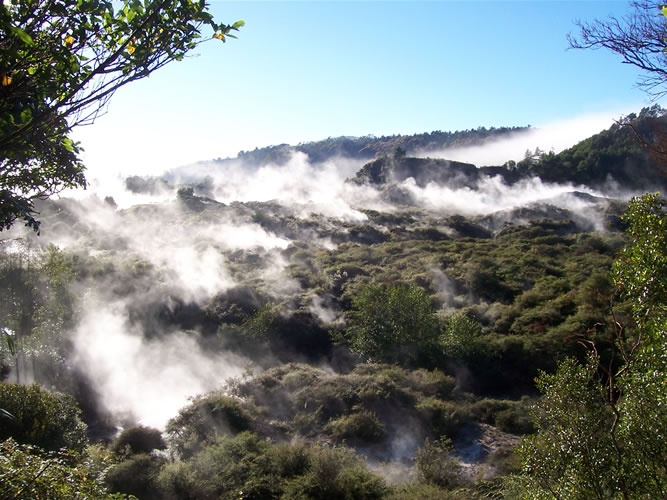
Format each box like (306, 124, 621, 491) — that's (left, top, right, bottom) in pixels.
(73, 298, 250, 429)
(421, 112, 624, 166)
(167, 152, 389, 221)
(400, 175, 601, 217)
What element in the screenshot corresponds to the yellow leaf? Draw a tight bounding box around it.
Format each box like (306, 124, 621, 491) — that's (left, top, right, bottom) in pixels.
(213, 33, 225, 41)
(1, 74, 11, 86)
(127, 44, 135, 54)
(663, 5, 667, 17)
(64, 35, 74, 46)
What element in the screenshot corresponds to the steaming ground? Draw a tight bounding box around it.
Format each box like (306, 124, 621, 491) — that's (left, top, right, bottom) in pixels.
(73, 300, 250, 429)
(2, 116, 639, 430)
(417, 111, 625, 166)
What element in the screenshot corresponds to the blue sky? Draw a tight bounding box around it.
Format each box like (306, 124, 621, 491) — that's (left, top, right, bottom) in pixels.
(74, 0, 661, 178)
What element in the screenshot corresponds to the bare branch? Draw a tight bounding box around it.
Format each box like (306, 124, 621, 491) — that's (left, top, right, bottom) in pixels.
(568, 0, 667, 99)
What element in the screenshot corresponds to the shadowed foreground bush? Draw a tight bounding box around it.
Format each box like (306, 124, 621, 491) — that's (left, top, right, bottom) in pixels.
(105, 453, 164, 500)
(0, 382, 87, 452)
(325, 410, 386, 444)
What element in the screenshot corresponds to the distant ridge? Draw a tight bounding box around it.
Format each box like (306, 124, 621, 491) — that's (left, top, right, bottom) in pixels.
(350, 106, 667, 194)
(208, 125, 529, 167)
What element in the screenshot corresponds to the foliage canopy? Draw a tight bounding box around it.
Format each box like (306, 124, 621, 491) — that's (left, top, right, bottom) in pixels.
(513, 194, 667, 499)
(0, 0, 243, 231)
(346, 282, 440, 365)
(0, 382, 88, 453)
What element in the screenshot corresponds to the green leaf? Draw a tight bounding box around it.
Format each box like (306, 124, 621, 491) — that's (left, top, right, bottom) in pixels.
(11, 27, 34, 45)
(19, 109, 32, 124)
(232, 20, 245, 29)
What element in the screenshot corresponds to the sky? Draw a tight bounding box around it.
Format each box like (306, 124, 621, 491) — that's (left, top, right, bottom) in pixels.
(72, 0, 662, 180)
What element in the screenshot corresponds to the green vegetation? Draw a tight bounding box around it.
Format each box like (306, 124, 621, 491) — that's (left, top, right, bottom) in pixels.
(0, 438, 121, 499)
(156, 432, 387, 500)
(233, 125, 529, 167)
(509, 194, 666, 499)
(111, 425, 166, 456)
(348, 107, 666, 195)
(524, 106, 666, 191)
(0, 0, 664, 496)
(346, 283, 440, 365)
(0, 382, 87, 452)
(1, 188, 661, 498)
(0, 82, 663, 499)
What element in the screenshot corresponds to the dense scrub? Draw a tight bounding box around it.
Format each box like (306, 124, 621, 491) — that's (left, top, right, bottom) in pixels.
(0, 113, 663, 497)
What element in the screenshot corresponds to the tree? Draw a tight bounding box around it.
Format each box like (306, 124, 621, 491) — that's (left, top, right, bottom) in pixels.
(440, 312, 482, 359)
(569, 3, 667, 166)
(568, 1, 667, 98)
(511, 194, 666, 499)
(0, 0, 243, 231)
(346, 283, 440, 365)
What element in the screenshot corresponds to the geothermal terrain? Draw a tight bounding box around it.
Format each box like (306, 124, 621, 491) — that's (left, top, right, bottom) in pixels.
(1, 108, 664, 498)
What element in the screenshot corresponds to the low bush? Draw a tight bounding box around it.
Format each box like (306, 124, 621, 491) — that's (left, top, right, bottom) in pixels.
(484, 444, 521, 476)
(165, 392, 254, 458)
(105, 453, 163, 500)
(157, 432, 281, 499)
(111, 425, 166, 456)
(325, 410, 385, 444)
(156, 432, 387, 500)
(281, 444, 387, 500)
(387, 482, 460, 499)
(416, 437, 463, 488)
(416, 397, 466, 439)
(0, 438, 114, 499)
(408, 368, 456, 398)
(0, 382, 87, 452)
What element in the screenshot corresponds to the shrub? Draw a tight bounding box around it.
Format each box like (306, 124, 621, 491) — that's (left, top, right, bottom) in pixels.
(0, 438, 115, 499)
(493, 407, 534, 435)
(105, 453, 163, 500)
(387, 482, 460, 499)
(416, 437, 463, 488)
(325, 410, 385, 444)
(0, 382, 87, 452)
(484, 444, 521, 476)
(346, 282, 440, 365)
(165, 392, 254, 459)
(282, 444, 387, 500)
(156, 432, 278, 500)
(440, 313, 483, 359)
(270, 442, 310, 478)
(111, 425, 166, 456)
(469, 397, 535, 435)
(157, 433, 386, 500)
(408, 368, 456, 399)
(416, 397, 465, 439)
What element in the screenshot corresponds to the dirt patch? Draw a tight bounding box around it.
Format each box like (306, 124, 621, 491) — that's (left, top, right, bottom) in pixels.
(453, 423, 521, 480)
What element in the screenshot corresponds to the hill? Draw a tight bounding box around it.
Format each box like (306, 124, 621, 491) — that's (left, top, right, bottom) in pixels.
(350, 106, 666, 195)
(193, 125, 529, 170)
